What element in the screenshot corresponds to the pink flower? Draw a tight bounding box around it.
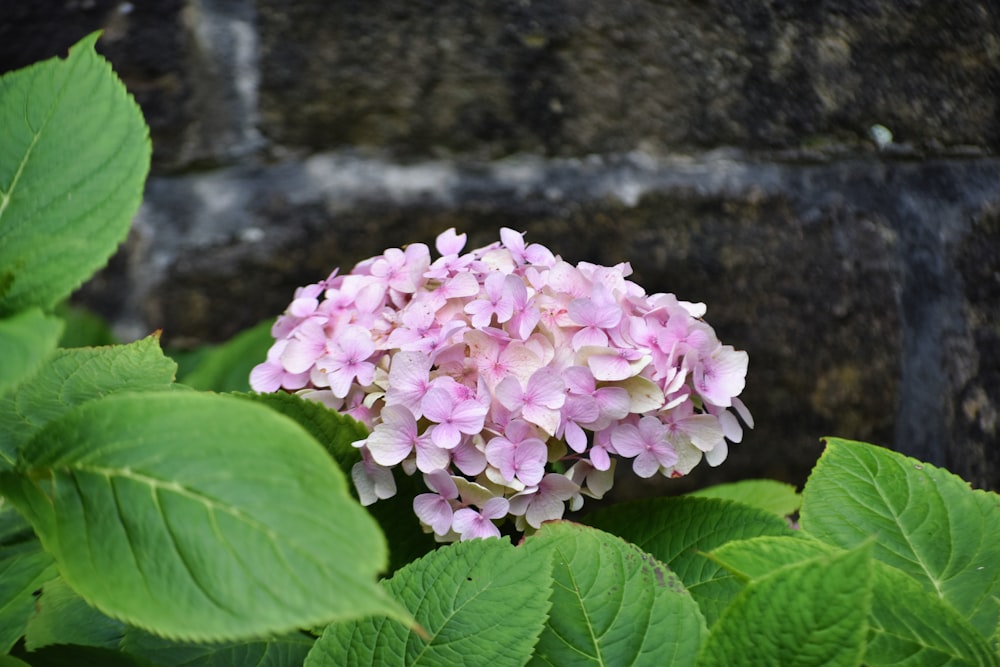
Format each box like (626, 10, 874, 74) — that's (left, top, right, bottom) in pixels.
(662, 397, 725, 452)
(413, 470, 460, 536)
(254, 227, 752, 541)
(495, 367, 565, 436)
(421, 387, 488, 449)
(485, 420, 548, 488)
(435, 228, 467, 256)
(500, 227, 556, 267)
(315, 326, 376, 398)
(384, 351, 434, 417)
(505, 276, 541, 340)
(351, 451, 396, 506)
(563, 366, 630, 429)
(249, 339, 310, 392)
(558, 394, 600, 453)
(694, 345, 749, 407)
(452, 497, 509, 540)
(588, 427, 617, 471)
(508, 474, 579, 529)
(567, 286, 622, 350)
(465, 272, 518, 329)
(365, 405, 449, 473)
(370, 244, 430, 294)
(280, 318, 329, 374)
(611, 416, 679, 478)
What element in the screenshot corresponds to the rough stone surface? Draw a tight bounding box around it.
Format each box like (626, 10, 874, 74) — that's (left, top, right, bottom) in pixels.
(86, 153, 997, 489)
(954, 205, 1000, 488)
(0, 0, 258, 170)
(257, 0, 1000, 158)
(3, 1, 998, 491)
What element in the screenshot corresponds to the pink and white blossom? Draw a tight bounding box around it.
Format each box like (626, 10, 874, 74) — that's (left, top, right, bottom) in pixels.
(250, 227, 752, 541)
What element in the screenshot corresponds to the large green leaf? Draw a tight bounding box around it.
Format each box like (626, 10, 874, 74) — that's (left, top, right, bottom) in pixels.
(0, 391, 407, 641)
(696, 544, 873, 667)
(583, 496, 793, 625)
(0, 499, 57, 653)
(306, 537, 551, 667)
(0, 32, 150, 314)
(121, 627, 314, 667)
(0, 309, 62, 397)
(0, 335, 176, 469)
(240, 391, 438, 573)
(800, 438, 1000, 638)
(237, 391, 366, 477)
(709, 536, 999, 667)
(523, 522, 705, 666)
(687, 479, 801, 518)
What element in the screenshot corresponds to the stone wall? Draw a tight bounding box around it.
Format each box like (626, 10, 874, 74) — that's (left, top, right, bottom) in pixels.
(3, 0, 998, 492)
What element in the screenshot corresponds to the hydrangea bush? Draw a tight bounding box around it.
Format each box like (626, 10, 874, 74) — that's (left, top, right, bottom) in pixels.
(251, 228, 752, 540)
(3, 35, 997, 667)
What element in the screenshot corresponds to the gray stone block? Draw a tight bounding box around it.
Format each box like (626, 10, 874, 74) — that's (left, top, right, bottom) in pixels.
(89, 150, 998, 489)
(256, 0, 1000, 157)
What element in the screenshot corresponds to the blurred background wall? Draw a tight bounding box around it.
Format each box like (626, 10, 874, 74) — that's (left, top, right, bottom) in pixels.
(2, 0, 998, 491)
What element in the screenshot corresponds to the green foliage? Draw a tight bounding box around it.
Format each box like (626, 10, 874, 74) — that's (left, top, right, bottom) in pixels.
(710, 536, 999, 665)
(0, 501, 56, 653)
(237, 391, 439, 573)
(0, 309, 62, 397)
(687, 478, 801, 518)
(54, 302, 117, 348)
(306, 537, 552, 667)
(696, 544, 874, 666)
(583, 495, 794, 626)
(121, 628, 314, 667)
(801, 438, 1000, 639)
(0, 391, 406, 641)
(25, 577, 124, 651)
(0, 335, 177, 470)
(236, 390, 366, 477)
(174, 319, 275, 392)
(523, 522, 705, 666)
(2, 33, 998, 667)
(0, 32, 150, 315)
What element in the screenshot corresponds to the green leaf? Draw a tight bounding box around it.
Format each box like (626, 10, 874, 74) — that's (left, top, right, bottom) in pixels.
(240, 391, 438, 573)
(523, 522, 705, 666)
(121, 627, 314, 667)
(0, 335, 177, 469)
(0, 656, 31, 667)
(710, 536, 1000, 667)
(176, 320, 275, 392)
(800, 438, 1000, 638)
(0, 32, 150, 314)
(54, 302, 117, 348)
(688, 479, 801, 518)
(0, 309, 62, 396)
(0, 499, 57, 653)
(696, 544, 873, 667)
(306, 537, 551, 667)
(0, 391, 407, 641)
(236, 391, 366, 477)
(866, 561, 999, 667)
(24, 577, 125, 651)
(583, 496, 793, 625)
(708, 535, 832, 580)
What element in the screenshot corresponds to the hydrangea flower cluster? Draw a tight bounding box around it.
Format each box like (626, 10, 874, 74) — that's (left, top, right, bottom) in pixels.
(251, 228, 751, 541)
